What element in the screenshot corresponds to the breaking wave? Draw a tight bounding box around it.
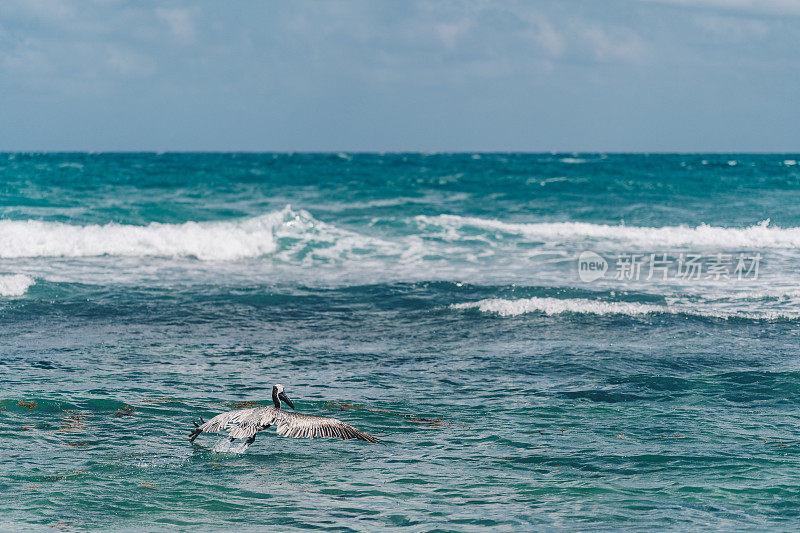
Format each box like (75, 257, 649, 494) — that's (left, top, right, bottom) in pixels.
(451, 297, 800, 320)
(0, 274, 35, 296)
(415, 216, 800, 249)
(0, 207, 388, 262)
(2, 210, 800, 266)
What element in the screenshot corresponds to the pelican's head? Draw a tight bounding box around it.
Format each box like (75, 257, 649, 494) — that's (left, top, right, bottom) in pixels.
(272, 383, 295, 410)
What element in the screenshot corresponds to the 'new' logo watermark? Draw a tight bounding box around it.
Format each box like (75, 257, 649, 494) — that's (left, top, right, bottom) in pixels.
(578, 251, 608, 282)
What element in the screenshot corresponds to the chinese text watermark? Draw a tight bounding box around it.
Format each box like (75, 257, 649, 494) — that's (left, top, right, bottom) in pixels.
(578, 251, 761, 283)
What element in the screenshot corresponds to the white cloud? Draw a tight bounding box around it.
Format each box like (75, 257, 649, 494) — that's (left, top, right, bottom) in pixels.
(271, 0, 646, 88)
(0, 38, 53, 77)
(2, 0, 792, 103)
(572, 22, 647, 63)
(633, 0, 800, 16)
(514, 11, 565, 57)
(434, 18, 472, 51)
(105, 45, 156, 77)
(1, 0, 78, 24)
(156, 8, 195, 44)
(694, 14, 769, 40)
(0, 1, 205, 90)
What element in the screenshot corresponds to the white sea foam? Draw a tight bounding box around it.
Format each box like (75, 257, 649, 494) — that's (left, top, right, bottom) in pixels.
(452, 297, 665, 317)
(451, 297, 800, 320)
(4, 210, 800, 298)
(416, 215, 800, 249)
(4, 210, 800, 265)
(0, 207, 388, 262)
(212, 437, 251, 454)
(0, 274, 35, 296)
(0, 213, 281, 260)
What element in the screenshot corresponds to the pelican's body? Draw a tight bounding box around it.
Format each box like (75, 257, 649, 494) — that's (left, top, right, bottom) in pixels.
(190, 384, 379, 445)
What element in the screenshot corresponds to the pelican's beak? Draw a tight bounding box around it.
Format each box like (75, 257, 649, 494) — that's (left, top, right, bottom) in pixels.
(278, 391, 295, 409)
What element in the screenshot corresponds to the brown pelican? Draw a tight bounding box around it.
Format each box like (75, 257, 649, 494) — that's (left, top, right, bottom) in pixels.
(189, 384, 379, 445)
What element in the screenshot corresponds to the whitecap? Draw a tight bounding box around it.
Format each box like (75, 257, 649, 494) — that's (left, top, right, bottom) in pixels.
(452, 297, 665, 317)
(451, 296, 800, 320)
(415, 215, 800, 249)
(0, 207, 390, 262)
(0, 274, 35, 297)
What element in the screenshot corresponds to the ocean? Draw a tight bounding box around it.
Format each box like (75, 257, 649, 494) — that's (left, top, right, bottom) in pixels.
(2, 153, 800, 530)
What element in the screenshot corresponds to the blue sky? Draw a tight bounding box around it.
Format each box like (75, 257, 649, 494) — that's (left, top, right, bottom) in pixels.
(0, 0, 798, 151)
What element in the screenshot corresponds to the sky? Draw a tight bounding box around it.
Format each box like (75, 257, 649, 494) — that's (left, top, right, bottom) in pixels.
(0, 0, 798, 152)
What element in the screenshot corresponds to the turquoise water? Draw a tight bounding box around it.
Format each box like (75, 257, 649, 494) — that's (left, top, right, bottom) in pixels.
(2, 153, 800, 530)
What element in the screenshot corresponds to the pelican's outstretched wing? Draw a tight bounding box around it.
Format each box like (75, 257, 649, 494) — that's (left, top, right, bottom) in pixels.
(199, 408, 254, 433)
(227, 407, 278, 439)
(273, 411, 379, 443)
(191, 406, 278, 441)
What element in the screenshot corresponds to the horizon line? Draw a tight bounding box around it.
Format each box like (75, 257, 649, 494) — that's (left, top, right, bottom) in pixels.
(2, 150, 799, 155)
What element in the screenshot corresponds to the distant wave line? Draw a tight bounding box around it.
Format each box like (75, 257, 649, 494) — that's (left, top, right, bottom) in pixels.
(451, 296, 800, 320)
(0, 207, 390, 261)
(1, 210, 800, 262)
(415, 215, 800, 249)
